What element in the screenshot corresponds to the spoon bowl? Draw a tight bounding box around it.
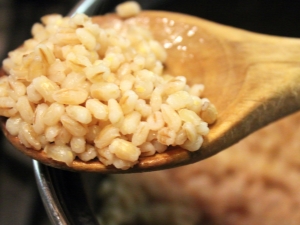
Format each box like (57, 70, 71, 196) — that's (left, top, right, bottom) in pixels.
(2, 11, 300, 173)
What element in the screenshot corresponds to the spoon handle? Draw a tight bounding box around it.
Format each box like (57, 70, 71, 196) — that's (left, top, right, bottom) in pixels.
(204, 32, 300, 156)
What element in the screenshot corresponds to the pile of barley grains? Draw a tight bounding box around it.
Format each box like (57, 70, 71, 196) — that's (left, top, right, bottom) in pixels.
(0, 3, 217, 169)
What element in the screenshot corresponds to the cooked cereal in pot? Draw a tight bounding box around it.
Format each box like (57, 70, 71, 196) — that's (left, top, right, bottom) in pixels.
(0, 4, 217, 170)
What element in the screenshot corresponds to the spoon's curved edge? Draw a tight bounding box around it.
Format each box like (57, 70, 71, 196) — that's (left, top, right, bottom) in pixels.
(2, 115, 202, 173)
(1, 116, 198, 173)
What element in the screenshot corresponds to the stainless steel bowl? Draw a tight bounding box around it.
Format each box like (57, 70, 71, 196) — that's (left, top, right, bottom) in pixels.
(33, 161, 100, 225)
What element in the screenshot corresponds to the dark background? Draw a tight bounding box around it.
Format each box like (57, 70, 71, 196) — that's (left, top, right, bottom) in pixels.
(1, 0, 300, 224)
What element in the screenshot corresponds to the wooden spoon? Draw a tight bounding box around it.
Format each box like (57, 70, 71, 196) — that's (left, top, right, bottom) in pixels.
(2, 11, 300, 173)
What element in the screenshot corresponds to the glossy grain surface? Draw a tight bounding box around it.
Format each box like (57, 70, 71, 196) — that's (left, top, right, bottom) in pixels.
(2, 11, 300, 173)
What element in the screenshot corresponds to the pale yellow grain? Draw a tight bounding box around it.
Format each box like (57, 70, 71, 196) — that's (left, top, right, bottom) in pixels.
(45, 124, 61, 142)
(97, 147, 115, 166)
(109, 138, 140, 162)
(72, 44, 94, 61)
(24, 39, 39, 51)
(116, 1, 141, 18)
(188, 96, 202, 114)
(70, 136, 86, 153)
(26, 83, 43, 103)
(76, 28, 96, 51)
(0, 108, 18, 117)
(85, 124, 101, 143)
(130, 55, 145, 72)
(6, 116, 22, 136)
(119, 77, 134, 93)
(149, 40, 167, 62)
(61, 45, 72, 60)
(54, 127, 72, 145)
(44, 144, 75, 166)
(10, 68, 29, 81)
(166, 90, 193, 110)
(16, 96, 34, 124)
(38, 134, 48, 148)
(151, 61, 163, 76)
(52, 87, 88, 105)
(112, 158, 134, 170)
(86, 99, 108, 120)
(117, 63, 132, 80)
(66, 105, 92, 124)
(66, 52, 92, 71)
(108, 36, 130, 51)
(80, 80, 92, 93)
(7, 50, 23, 66)
(84, 63, 111, 83)
(149, 85, 163, 112)
(180, 135, 203, 151)
(146, 130, 157, 142)
(84, 22, 101, 37)
(131, 121, 150, 146)
(120, 111, 141, 135)
(0, 77, 9, 97)
(189, 84, 205, 96)
(47, 59, 67, 84)
(200, 100, 218, 124)
(182, 122, 198, 143)
(90, 82, 120, 101)
(32, 76, 60, 102)
(0, 96, 15, 108)
(151, 140, 167, 153)
(31, 23, 48, 42)
(133, 40, 151, 56)
(40, 14, 63, 26)
(108, 99, 124, 125)
(18, 127, 31, 148)
(174, 128, 188, 145)
(42, 103, 64, 126)
(78, 144, 97, 161)
(163, 76, 186, 95)
(8, 77, 26, 97)
(33, 103, 48, 134)
(28, 58, 47, 81)
(61, 72, 86, 89)
(135, 99, 151, 118)
(60, 114, 88, 137)
(139, 142, 156, 156)
(196, 121, 209, 136)
(104, 51, 125, 72)
(20, 122, 41, 150)
(69, 13, 89, 28)
(157, 127, 176, 146)
(146, 111, 164, 131)
(20, 51, 34, 68)
(35, 44, 55, 65)
(94, 124, 120, 149)
(144, 53, 156, 70)
(161, 104, 181, 132)
(133, 79, 153, 99)
(178, 108, 202, 126)
(52, 30, 81, 46)
(119, 90, 138, 114)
